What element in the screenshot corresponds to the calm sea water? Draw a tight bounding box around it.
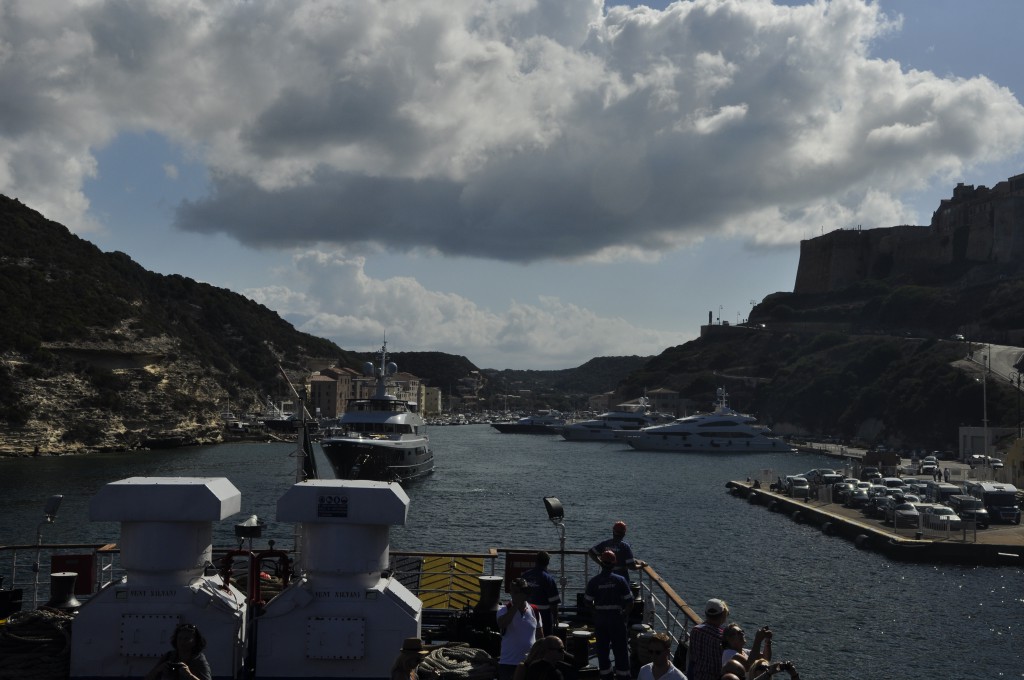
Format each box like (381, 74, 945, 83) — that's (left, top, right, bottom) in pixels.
(1, 425, 1021, 679)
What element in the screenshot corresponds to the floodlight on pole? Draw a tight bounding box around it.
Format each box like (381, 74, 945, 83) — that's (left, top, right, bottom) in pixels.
(33, 494, 63, 608)
(542, 497, 567, 606)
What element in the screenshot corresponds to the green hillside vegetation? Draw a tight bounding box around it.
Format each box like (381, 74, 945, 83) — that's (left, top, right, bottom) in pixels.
(2, 189, 1022, 456)
(621, 330, 1018, 450)
(481, 356, 653, 405)
(0, 195, 362, 450)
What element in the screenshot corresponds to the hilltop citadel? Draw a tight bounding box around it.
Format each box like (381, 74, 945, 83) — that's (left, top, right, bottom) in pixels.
(795, 172, 1024, 294)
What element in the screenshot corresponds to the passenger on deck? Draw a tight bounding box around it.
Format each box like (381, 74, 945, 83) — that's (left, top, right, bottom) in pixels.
(745, 659, 800, 680)
(685, 599, 728, 680)
(720, 623, 771, 678)
(497, 578, 544, 680)
(521, 551, 561, 634)
(585, 550, 633, 680)
(390, 637, 431, 680)
(637, 631, 687, 680)
(588, 521, 646, 577)
(144, 622, 211, 680)
(517, 635, 575, 680)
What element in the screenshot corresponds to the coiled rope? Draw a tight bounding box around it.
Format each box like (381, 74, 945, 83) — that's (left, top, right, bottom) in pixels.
(418, 643, 497, 680)
(0, 608, 73, 680)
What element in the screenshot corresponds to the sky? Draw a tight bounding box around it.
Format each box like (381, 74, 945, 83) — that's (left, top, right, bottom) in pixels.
(2, 0, 1023, 369)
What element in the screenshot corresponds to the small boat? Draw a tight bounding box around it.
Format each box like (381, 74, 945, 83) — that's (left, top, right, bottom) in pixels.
(622, 388, 794, 453)
(490, 410, 566, 434)
(561, 399, 673, 442)
(319, 342, 434, 482)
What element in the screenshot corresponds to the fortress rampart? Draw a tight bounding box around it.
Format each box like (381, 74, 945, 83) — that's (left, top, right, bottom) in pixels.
(794, 173, 1024, 294)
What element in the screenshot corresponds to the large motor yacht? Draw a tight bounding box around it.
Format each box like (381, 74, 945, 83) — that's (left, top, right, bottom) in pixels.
(319, 343, 434, 481)
(622, 388, 793, 453)
(561, 399, 672, 441)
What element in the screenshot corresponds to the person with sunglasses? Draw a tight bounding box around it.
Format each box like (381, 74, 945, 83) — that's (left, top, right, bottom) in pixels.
(720, 624, 771, 679)
(637, 632, 686, 680)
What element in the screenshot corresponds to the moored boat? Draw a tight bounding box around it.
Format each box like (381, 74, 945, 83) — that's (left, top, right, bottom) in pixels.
(490, 410, 566, 434)
(622, 388, 794, 453)
(561, 399, 673, 441)
(319, 342, 434, 482)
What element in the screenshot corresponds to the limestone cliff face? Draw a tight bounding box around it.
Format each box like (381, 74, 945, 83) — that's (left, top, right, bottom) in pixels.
(1, 330, 265, 456)
(794, 173, 1024, 294)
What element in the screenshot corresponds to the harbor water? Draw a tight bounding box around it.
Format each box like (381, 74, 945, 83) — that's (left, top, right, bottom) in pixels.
(1, 424, 1021, 679)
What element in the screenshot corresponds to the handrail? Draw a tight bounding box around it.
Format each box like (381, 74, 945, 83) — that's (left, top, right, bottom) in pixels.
(3, 543, 701, 653)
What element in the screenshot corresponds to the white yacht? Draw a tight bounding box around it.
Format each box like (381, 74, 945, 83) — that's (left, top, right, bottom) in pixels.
(319, 343, 434, 482)
(561, 399, 672, 441)
(622, 388, 793, 453)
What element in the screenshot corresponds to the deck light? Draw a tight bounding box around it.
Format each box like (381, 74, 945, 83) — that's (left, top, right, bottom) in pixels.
(542, 497, 567, 605)
(543, 497, 564, 522)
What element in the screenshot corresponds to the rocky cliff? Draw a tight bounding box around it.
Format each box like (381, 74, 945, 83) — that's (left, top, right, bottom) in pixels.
(794, 172, 1024, 294)
(0, 194, 357, 456)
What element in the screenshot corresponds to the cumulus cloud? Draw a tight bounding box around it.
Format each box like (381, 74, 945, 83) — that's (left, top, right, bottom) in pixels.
(0, 0, 1021, 262)
(243, 250, 681, 368)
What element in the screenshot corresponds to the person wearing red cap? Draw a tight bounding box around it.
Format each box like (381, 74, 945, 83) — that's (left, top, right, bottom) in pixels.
(585, 550, 633, 680)
(588, 521, 646, 577)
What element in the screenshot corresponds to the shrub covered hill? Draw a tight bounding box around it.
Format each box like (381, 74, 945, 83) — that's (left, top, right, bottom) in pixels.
(620, 279, 1024, 453)
(0, 194, 628, 455)
(0, 194, 370, 454)
(4, 187, 1023, 456)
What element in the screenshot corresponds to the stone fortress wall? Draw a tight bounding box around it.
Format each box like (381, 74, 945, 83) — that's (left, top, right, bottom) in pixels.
(794, 172, 1024, 294)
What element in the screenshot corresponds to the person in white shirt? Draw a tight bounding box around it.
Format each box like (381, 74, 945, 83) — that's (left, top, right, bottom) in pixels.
(637, 632, 686, 680)
(496, 578, 543, 680)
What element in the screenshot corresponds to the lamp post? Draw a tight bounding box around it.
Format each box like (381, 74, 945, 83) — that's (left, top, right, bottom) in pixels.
(542, 497, 567, 606)
(982, 350, 990, 457)
(1013, 370, 1022, 440)
(33, 495, 63, 608)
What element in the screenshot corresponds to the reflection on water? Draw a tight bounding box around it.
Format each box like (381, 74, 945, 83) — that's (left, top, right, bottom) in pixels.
(1, 426, 1021, 678)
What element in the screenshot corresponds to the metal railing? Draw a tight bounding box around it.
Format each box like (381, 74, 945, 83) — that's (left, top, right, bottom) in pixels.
(1, 543, 124, 610)
(387, 548, 701, 648)
(2, 543, 702, 651)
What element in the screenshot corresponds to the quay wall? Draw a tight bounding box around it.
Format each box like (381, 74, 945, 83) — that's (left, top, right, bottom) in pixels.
(726, 481, 1024, 567)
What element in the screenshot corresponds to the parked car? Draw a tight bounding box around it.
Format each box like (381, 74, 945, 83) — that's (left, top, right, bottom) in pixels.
(832, 482, 856, 503)
(863, 495, 889, 519)
(922, 505, 963, 530)
(904, 480, 928, 496)
(867, 484, 888, 498)
(889, 502, 921, 528)
(845, 488, 870, 509)
(820, 472, 845, 486)
(801, 468, 838, 484)
(948, 494, 989, 529)
(787, 476, 810, 499)
(859, 466, 882, 482)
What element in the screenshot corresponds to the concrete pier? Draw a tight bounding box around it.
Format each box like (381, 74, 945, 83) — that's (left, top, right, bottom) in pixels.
(727, 480, 1024, 566)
